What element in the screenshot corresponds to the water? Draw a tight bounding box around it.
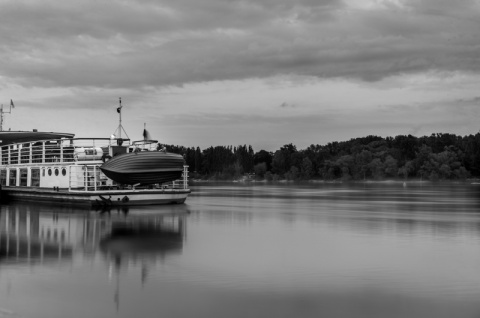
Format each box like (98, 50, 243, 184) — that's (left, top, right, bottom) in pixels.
(1, 182, 480, 318)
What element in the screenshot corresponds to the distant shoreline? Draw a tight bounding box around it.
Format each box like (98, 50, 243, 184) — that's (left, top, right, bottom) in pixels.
(166, 133, 477, 184)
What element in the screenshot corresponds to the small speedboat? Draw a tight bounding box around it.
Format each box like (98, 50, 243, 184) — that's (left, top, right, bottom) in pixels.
(100, 150, 185, 185)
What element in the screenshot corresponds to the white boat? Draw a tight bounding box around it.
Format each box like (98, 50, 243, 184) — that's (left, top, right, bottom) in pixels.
(0, 100, 190, 207)
(0, 135, 190, 206)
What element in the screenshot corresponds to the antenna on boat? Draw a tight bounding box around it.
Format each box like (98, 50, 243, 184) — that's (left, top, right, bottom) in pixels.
(0, 99, 15, 131)
(112, 97, 130, 140)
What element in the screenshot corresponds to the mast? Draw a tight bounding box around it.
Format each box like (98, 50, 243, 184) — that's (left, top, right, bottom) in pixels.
(0, 100, 14, 131)
(118, 97, 122, 138)
(113, 97, 129, 139)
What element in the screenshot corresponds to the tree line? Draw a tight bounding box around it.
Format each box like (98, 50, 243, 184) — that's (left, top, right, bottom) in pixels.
(159, 132, 480, 181)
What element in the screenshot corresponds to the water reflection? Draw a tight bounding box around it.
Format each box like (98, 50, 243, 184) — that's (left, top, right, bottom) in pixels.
(0, 205, 74, 264)
(2, 183, 480, 318)
(99, 210, 185, 312)
(0, 203, 189, 317)
(99, 211, 185, 287)
(100, 216, 184, 260)
(0, 203, 187, 266)
(191, 182, 480, 239)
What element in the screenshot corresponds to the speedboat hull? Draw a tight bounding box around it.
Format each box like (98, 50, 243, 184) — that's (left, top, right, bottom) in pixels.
(100, 151, 184, 185)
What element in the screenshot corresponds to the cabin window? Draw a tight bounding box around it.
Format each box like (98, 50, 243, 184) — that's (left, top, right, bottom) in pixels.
(48, 169, 52, 176)
(31, 168, 40, 187)
(0, 169, 6, 186)
(20, 169, 28, 186)
(55, 168, 59, 176)
(9, 169, 17, 186)
(42, 168, 45, 177)
(62, 168, 66, 176)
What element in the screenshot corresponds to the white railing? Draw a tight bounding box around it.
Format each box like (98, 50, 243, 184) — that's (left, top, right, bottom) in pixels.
(68, 164, 189, 192)
(68, 165, 111, 191)
(0, 138, 131, 166)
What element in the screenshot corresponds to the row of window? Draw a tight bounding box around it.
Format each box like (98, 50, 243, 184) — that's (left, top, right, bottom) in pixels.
(0, 167, 67, 187)
(45, 168, 67, 177)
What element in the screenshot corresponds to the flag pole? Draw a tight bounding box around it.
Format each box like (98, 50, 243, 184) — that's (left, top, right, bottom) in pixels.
(118, 97, 122, 138)
(113, 97, 129, 140)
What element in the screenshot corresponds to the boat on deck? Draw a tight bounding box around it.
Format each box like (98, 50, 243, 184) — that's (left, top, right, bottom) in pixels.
(100, 151, 184, 185)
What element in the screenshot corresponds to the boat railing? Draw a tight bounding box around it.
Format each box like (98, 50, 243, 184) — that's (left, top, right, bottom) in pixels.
(167, 180, 188, 190)
(68, 165, 111, 191)
(0, 138, 131, 166)
(68, 164, 189, 192)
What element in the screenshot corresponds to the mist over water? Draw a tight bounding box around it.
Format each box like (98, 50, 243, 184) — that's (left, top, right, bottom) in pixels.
(1, 182, 480, 318)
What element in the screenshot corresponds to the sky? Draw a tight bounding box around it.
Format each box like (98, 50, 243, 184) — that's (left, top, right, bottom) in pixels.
(0, 0, 479, 151)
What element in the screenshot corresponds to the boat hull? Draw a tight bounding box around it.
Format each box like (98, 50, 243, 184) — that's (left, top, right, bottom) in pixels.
(0, 186, 190, 206)
(100, 151, 185, 185)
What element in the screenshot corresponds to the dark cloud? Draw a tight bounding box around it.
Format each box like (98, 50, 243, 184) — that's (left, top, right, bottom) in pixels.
(0, 0, 479, 89)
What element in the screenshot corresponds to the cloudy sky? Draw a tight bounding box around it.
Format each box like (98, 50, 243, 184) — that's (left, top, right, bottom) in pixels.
(0, 0, 479, 151)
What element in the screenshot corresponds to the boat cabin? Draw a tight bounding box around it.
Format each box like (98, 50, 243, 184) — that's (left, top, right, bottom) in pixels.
(0, 137, 133, 189)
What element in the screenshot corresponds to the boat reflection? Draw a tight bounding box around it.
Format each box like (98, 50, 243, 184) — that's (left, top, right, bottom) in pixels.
(0, 203, 188, 313)
(99, 210, 186, 310)
(100, 216, 184, 260)
(0, 205, 75, 264)
(0, 203, 188, 267)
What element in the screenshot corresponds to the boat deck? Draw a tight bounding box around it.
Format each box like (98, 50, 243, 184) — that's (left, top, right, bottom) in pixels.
(1, 186, 191, 207)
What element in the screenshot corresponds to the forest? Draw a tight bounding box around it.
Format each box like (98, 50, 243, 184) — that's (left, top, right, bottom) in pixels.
(159, 133, 480, 181)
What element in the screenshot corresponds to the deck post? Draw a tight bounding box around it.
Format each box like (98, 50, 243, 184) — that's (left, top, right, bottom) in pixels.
(183, 165, 189, 189)
(42, 142, 45, 164)
(29, 143, 32, 164)
(84, 166, 87, 191)
(60, 141, 63, 163)
(93, 165, 97, 191)
(8, 145, 10, 165)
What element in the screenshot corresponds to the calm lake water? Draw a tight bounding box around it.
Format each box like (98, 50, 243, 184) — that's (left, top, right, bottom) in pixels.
(1, 182, 480, 318)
